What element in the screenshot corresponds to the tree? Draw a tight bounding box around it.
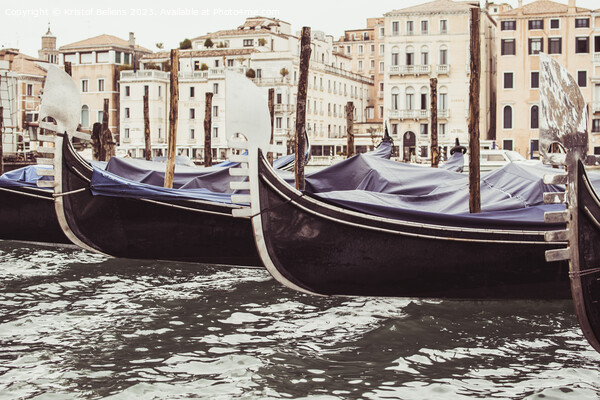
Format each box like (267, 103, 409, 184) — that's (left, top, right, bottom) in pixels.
(246, 68, 256, 78)
(155, 42, 164, 50)
(200, 63, 208, 71)
(179, 38, 192, 49)
(204, 38, 214, 48)
(258, 38, 267, 46)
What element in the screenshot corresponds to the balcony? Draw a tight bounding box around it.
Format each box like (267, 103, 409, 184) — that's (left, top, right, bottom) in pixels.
(388, 109, 429, 120)
(388, 65, 431, 76)
(437, 109, 450, 119)
(252, 76, 290, 86)
(436, 64, 450, 75)
(120, 69, 169, 80)
(274, 104, 295, 113)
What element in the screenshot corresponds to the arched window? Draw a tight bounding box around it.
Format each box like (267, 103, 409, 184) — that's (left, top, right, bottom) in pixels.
(406, 46, 415, 66)
(391, 87, 399, 110)
(406, 87, 415, 110)
(392, 46, 400, 66)
(420, 86, 428, 110)
(420, 45, 429, 65)
(439, 86, 448, 110)
(530, 105, 539, 129)
(81, 105, 89, 128)
(439, 45, 448, 65)
(503, 105, 513, 129)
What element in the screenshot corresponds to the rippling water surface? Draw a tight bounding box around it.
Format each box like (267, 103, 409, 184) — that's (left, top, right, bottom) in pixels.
(1, 240, 599, 399)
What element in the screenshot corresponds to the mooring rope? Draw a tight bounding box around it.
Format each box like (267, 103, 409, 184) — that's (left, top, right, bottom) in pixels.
(569, 267, 600, 278)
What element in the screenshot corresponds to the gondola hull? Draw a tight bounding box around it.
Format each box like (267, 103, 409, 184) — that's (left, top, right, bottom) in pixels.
(0, 186, 69, 244)
(254, 150, 570, 299)
(56, 133, 261, 266)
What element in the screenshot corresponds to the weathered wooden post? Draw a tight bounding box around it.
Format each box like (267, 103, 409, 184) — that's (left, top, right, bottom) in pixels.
(101, 98, 115, 161)
(267, 88, 275, 165)
(294, 27, 311, 191)
(0, 106, 4, 175)
(346, 101, 354, 158)
(164, 49, 179, 189)
(203, 92, 213, 167)
(64, 62, 72, 76)
(468, 7, 481, 213)
(143, 86, 151, 160)
(430, 78, 439, 167)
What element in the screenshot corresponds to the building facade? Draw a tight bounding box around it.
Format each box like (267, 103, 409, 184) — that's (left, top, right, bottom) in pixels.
(58, 33, 152, 141)
(119, 17, 374, 163)
(496, 0, 598, 158)
(383, 0, 497, 162)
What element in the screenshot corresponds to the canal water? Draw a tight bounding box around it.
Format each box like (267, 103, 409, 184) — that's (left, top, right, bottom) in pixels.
(1, 240, 599, 399)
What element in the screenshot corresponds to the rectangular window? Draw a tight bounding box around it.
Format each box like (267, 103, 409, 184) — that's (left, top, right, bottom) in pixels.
(578, 71, 587, 87)
(440, 19, 448, 34)
(575, 18, 590, 28)
(125, 108, 130, 118)
(125, 86, 130, 96)
(421, 20, 428, 35)
(214, 60, 219, 67)
(97, 111, 103, 123)
(596, 36, 600, 52)
(501, 20, 516, 30)
(379, 44, 384, 54)
(243, 39, 253, 47)
(124, 128, 129, 139)
(26, 84, 32, 96)
(548, 37, 562, 54)
(370, 44, 375, 54)
(370, 59, 375, 70)
(213, 127, 218, 138)
(276, 93, 282, 104)
(194, 61, 200, 70)
(439, 123, 446, 136)
(115, 51, 121, 63)
(576, 37, 589, 53)
(276, 117, 282, 129)
(501, 39, 515, 55)
(358, 60, 363, 71)
(528, 38, 543, 55)
(124, 53, 130, 64)
(504, 72, 514, 89)
(158, 86, 162, 97)
(593, 119, 600, 133)
(550, 19, 560, 29)
(227, 59, 234, 67)
(503, 139, 513, 151)
(379, 61, 384, 71)
(213, 83, 219, 94)
(392, 21, 399, 35)
(358, 45, 363, 55)
(98, 79, 105, 92)
(531, 71, 539, 89)
(190, 87, 195, 97)
(81, 79, 89, 92)
(528, 19, 543, 30)
(190, 108, 195, 119)
(213, 105, 218, 117)
(407, 21, 414, 35)
(190, 128, 195, 139)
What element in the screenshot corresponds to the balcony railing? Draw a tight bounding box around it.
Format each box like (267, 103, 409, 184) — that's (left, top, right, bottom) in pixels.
(436, 64, 450, 75)
(274, 104, 295, 113)
(252, 77, 290, 86)
(437, 109, 450, 118)
(388, 65, 431, 76)
(121, 70, 169, 80)
(387, 109, 429, 120)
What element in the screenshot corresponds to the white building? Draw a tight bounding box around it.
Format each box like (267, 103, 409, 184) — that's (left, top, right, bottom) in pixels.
(118, 16, 375, 163)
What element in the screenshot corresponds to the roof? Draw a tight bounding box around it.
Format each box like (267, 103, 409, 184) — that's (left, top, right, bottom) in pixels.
(0, 50, 47, 76)
(501, 0, 589, 15)
(386, 0, 476, 15)
(141, 48, 257, 61)
(59, 34, 152, 53)
(191, 28, 290, 42)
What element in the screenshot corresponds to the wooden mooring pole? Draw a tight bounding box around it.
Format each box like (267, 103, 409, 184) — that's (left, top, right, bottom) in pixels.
(0, 106, 4, 175)
(204, 92, 213, 167)
(294, 27, 311, 191)
(64, 62, 72, 76)
(430, 78, 439, 167)
(267, 88, 275, 166)
(346, 102, 354, 158)
(143, 86, 151, 160)
(468, 7, 481, 213)
(101, 98, 115, 161)
(164, 49, 179, 189)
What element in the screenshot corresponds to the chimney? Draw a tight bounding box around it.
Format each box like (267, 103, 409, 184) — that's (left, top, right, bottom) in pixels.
(568, 0, 576, 12)
(128, 32, 135, 48)
(518, 0, 523, 8)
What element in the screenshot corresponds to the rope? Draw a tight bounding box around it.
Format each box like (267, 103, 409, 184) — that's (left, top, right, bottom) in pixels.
(53, 187, 87, 198)
(569, 267, 600, 278)
(250, 192, 305, 219)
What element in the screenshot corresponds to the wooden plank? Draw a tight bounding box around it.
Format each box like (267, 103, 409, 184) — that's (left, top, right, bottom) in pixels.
(143, 86, 151, 160)
(346, 102, 354, 158)
(229, 168, 249, 176)
(545, 229, 568, 242)
(430, 77, 439, 167)
(294, 26, 311, 191)
(543, 192, 566, 204)
(204, 92, 213, 167)
(229, 154, 249, 163)
(232, 208, 253, 218)
(37, 157, 54, 165)
(164, 49, 179, 189)
(268, 88, 275, 165)
(545, 210, 569, 224)
(36, 180, 56, 188)
(36, 168, 54, 176)
(231, 194, 251, 204)
(230, 181, 250, 190)
(545, 248, 570, 262)
(468, 7, 481, 214)
(543, 173, 567, 185)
